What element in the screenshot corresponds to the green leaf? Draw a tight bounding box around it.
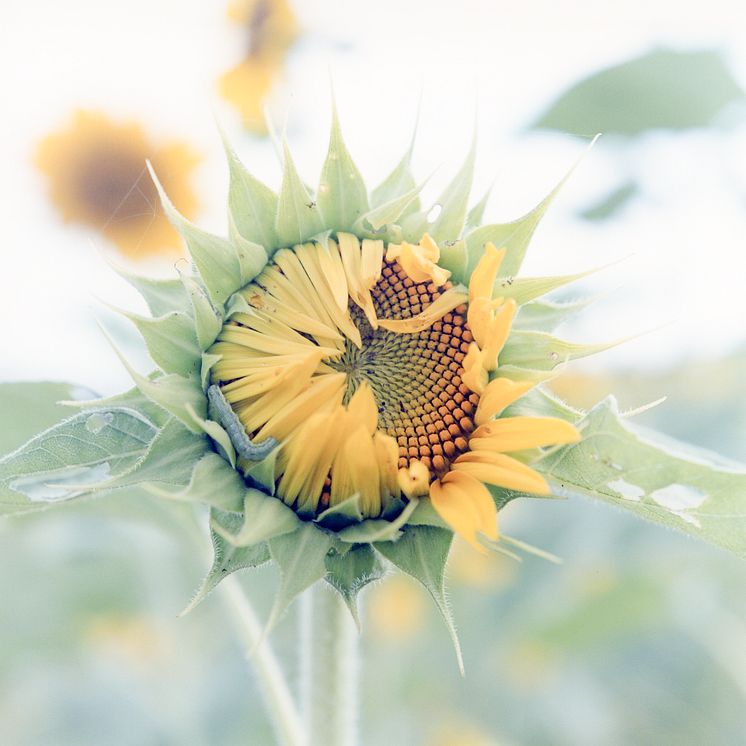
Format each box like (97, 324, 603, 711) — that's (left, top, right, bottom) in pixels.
(180, 273, 223, 350)
(212, 489, 299, 547)
(464, 141, 595, 278)
(275, 141, 325, 247)
(500, 330, 620, 371)
(317, 104, 369, 232)
(145, 452, 245, 511)
(184, 509, 270, 614)
(149, 163, 242, 306)
(119, 309, 201, 377)
(374, 525, 463, 674)
(429, 133, 476, 244)
(0, 408, 157, 514)
(579, 181, 639, 222)
(244, 447, 280, 495)
(532, 48, 745, 137)
(535, 397, 746, 558)
(222, 133, 279, 251)
(0, 382, 92, 455)
(267, 523, 334, 631)
(325, 544, 386, 626)
(104, 416, 208, 490)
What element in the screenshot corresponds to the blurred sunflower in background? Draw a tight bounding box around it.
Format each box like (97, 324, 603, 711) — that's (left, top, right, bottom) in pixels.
(218, 0, 298, 133)
(34, 109, 200, 260)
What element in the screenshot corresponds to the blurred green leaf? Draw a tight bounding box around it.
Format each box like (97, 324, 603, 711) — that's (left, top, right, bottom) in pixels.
(536, 397, 746, 558)
(0, 382, 85, 454)
(533, 48, 745, 137)
(579, 181, 639, 221)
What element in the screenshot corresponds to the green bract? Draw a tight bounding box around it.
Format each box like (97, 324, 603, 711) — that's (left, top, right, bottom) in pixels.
(2, 109, 745, 663)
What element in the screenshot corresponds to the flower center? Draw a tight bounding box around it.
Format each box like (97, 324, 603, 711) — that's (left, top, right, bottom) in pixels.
(208, 234, 473, 519)
(327, 260, 478, 474)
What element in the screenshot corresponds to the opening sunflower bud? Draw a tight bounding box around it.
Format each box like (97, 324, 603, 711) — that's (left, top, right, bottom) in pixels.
(208, 231, 580, 550)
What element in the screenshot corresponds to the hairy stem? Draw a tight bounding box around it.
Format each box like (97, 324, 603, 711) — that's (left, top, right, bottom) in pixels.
(221, 575, 304, 746)
(301, 583, 359, 746)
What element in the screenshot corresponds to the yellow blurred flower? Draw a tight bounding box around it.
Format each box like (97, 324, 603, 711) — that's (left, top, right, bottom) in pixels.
(35, 109, 200, 259)
(367, 573, 427, 641)
(218, 0, 298, 132)
(428, 720, 501, 746)
(86, 613, 169, 668)
(448, 536, 518, 590)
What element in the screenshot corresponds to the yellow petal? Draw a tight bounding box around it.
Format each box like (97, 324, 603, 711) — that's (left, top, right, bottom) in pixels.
(452, 452, 550, 495)
(429, 471, 497, 552)
(386, 235, 450, 287)
(397, 460, 431, 498)
(474, 378, 536, 426)
(378, 288, 468, 334)
(466, 295, 504, 348)
(461, 342, 488, 394)
(481, 299, 517, 371)
(374, 431, 400, 499)
(346, 382, 379, 435)
(471, 416, 581, 452)
(469, 243, 506, 302)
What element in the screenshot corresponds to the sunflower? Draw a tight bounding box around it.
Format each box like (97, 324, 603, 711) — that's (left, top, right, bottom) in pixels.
(34, 110, 200, 259)
(218, 0, 299, 133)
(208, 231, 580, 549)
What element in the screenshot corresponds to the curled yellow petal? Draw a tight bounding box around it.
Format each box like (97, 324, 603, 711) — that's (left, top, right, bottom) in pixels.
(429, 471, 497, 552)
(481, 298, 517, 371)
(461, 342, 488, 394)
(471, 416, 581, 452)
(378, 288, 468, 334)
(386, 234, 451, 287)
(474, 378, 536, 426)
(398, 460, 431, 498)
(469, 243, 506, 302)
(453, 451, 550, 495)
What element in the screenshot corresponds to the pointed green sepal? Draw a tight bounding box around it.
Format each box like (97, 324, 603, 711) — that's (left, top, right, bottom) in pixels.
(145, 452, 245, 511)
(438, 239, 468, 284)
(148, 162, 242, 306)
(212, 489, 299, 547)
(113, 264, 191, 317)
(243, 446, 280, 495)
(429, 133, 476, 244)
(183, 510, 270, 614)
(117, 308, 201, 377)
(185, 403, 236, 467)
(325, 544, 386, 628)
(315, 493, 364, 530)
(374, 525, 464, 674)
(465, 184, 492, 233)
(355, 179, 428, 233)
(221, 131, 279, 251)
(337, 498, 419, 543)
(464, 137, 598, 278)
(500, 330, 624, 371)
(317, 103, 369, 231)
(275, 140, 325, 247)
(370, 113, 419, 213)
(180, 272, 223, 350)
(229, 213, 270, 284)
(513, 296, 596, 332)
(266, 523, 335, 632)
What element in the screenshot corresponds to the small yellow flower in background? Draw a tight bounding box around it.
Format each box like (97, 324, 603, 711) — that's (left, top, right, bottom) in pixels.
(428, 720, 499, 746)
(86, 614, 168, 668)
(367, 574, 427, 641)
(218, 0, 299, 133)
(35, 110, 200, 259)
(447, 536, 518, 590)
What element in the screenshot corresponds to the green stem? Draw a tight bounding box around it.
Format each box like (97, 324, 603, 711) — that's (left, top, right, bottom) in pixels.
(221, 575, 304, 746)
(302, 583, 359, 746)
